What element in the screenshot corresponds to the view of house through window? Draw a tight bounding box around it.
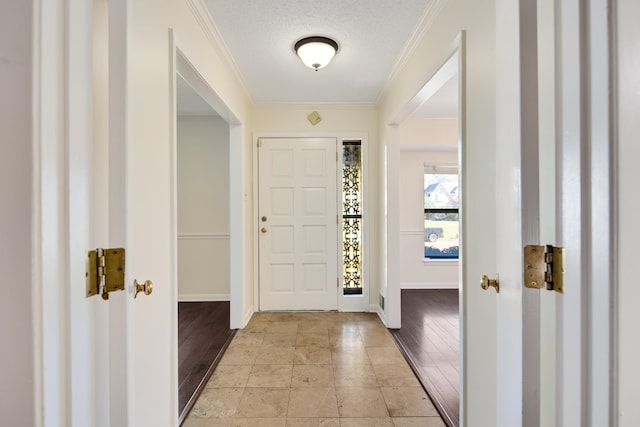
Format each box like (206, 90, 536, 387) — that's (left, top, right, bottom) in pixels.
(342, 140, 363, 295)
(424, 172, 459, 259)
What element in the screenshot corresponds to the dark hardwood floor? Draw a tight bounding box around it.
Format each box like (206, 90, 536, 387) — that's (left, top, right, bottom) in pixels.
(178, 301, 235, 424)
(390, 289, 460, 427)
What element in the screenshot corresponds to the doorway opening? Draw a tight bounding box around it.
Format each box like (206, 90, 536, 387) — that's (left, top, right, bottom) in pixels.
(389, 49, 462, 427)
(172, 48, 245, 423)
(175, 73, 235, 421)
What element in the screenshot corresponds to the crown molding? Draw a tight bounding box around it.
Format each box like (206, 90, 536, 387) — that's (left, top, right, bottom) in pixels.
(185, 0, 253, 103)
(399, 144, 457, 152)
(375, 0, 449, 105)
(252, 102, 378, 111)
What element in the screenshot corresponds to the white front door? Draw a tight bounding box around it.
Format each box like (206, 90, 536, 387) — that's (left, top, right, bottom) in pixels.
(258, 137, 338, 311)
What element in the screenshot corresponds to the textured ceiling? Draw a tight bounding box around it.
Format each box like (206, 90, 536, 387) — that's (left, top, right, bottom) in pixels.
(204, 0, 433, 104)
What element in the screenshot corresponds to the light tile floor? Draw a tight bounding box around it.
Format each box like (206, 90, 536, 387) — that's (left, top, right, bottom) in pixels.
(184, 312, 446, 427)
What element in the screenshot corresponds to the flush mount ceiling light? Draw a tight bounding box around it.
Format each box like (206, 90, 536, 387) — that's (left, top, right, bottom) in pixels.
(294, 36, 339, 71)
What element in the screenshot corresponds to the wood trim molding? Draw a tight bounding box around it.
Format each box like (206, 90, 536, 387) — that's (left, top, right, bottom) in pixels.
(375, 0, 450, 104)
(178, 233, 230, 240)
(184, 0, 252, 101)
(401, 281, 458, 290)
(178, 293, 230, 302)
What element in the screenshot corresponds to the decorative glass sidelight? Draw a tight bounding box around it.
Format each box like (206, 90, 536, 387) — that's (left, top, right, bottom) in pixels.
(342, 140, 362, 295)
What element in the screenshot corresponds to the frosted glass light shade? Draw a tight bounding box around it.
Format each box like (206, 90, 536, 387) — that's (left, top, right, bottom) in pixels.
(295, 37, 338, 70)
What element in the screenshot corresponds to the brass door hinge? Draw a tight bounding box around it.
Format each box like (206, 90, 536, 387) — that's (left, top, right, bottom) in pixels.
(86, 248, 125, 299)
(524, 245, 565, 293)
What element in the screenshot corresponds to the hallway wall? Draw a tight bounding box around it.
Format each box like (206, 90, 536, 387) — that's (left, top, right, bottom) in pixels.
(177, 116, 230, 301)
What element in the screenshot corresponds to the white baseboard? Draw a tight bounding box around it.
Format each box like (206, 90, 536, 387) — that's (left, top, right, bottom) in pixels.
(370, 304, 388, 326)
(178, 293, 230, 302)
(241, 307, 254, 329)
(400, 282, 459, 290)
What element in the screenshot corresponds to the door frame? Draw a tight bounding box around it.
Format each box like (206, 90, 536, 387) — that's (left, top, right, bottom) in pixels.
(546, 0, 615, 424)
(383, 33, 465, 328)
(616, 0, 640, 424)
(386, 47, 462, 425)
(170, 35, 246, 330)
(383, 30, 466, 407)
(253, 133, 370, 313)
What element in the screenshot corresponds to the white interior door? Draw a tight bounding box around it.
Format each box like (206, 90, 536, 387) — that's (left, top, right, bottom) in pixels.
(103, 4, 177, 426)
(258, 137, 338, 311)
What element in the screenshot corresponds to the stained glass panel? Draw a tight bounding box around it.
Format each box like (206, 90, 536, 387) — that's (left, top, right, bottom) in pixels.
(342, 141, 362, 295)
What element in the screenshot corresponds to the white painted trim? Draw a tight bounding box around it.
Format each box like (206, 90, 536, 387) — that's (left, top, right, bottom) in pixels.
(586, 1, 614, 425)
(106, 0, 130, 424)
(370, 304, 389, 327)
(616, 1, 640, 425)
(401, 282, 458, 290)
(399, 145, 457, 152)
(252, 102, 377, 110)
(183, 0, 252, 102)
(31, 0, 44, 421)
(228, 123, 246, 330)
(383, 123, 401, 329)
(376, 0, 450, 104)
(556, 1, 589, 425)
(518, 1, 542, 426)
(242, 306, 254, 329)
(177, 233, 230, 240)
(168, 29, 180, 427)
(173, 45, 245, 331)
(391, 50, 460, 125)
(176, 51, 241, 126)
(423, 259, 459, 265)
(455, 30, 467, 427)
(400, 229, 424, 236)
(32, 0, 70, 424)
(385, 37, 464, 331)
(176, 112, 220, 118)
(178, 293, 230, 302)
(252, 135, 260, 313)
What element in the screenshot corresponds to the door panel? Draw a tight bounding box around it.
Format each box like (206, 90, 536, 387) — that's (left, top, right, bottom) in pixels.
(258, 138, 338, 311)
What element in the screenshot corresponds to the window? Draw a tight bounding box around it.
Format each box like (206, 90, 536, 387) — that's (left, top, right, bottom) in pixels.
(424, 172, 459, 259)
(342, 140, 363, 295)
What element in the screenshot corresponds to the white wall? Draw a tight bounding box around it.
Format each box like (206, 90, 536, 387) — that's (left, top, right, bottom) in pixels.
(252, 105, 380, 309)
(0, 1, 35, 424)
(399, 118, 459, 289)
(177, 116, 230, 301)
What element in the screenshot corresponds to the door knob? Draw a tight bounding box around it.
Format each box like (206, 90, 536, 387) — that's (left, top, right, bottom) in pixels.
(261, 216, 268, 222)
(480, 275, 499, 293)
(134, 279, 153, 298)
(261, 227, 267, 233)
